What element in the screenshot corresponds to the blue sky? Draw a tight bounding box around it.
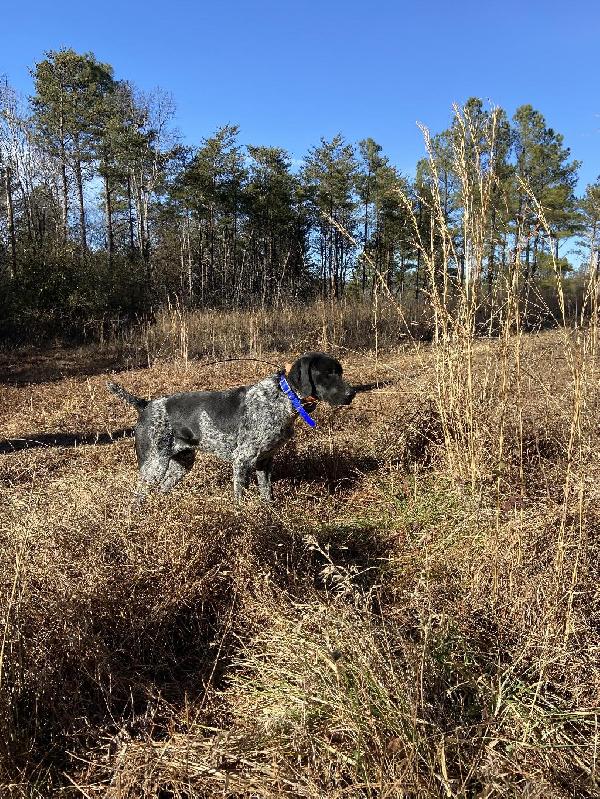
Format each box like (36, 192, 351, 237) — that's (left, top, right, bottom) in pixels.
(3, 0, 599, 191)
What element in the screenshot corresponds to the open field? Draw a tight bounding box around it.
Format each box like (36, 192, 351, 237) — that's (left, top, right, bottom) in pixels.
(1, 327, 599, 798)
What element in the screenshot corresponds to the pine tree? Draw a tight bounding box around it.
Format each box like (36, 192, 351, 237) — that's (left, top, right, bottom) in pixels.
(31, 49, 115, 252)
(357, 138, 412, 294)
(301, 134, 358, 299)
(512, 105, 580, 275)
(176, 125, 247, 304)
(244, 145, 306, 304)
(578, 177, 600, 276)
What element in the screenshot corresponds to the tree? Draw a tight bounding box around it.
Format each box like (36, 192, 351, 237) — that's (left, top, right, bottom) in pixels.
(31, 49, 116, 252)
(447, 99, 512, 290)
(0, 79, 21, 279)
(0, 78, 65, 277)
(302, 134, 359, 299)
(244, 145, 307, 305)
(175, 125, 247, 303)
(357, 138, 413, 294)
(356, 138, 384, 294)
(126, 86, 179, 273)
(419, 99, 513, 295)
(512, 105, 580, 276)
(578, 177, 600, 279)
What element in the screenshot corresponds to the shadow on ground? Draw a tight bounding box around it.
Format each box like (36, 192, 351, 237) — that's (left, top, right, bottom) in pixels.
(0, 428, 134, 454)
(275, 449, 380, 493)
(0, 349, 142, 385)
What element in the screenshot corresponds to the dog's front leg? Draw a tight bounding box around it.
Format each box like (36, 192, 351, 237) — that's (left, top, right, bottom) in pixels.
(256, 457, 274, 502)
(233, 459, 251, 502)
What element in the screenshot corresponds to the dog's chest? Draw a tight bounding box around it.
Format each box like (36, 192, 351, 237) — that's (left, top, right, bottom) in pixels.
(239, 383, 294, 453)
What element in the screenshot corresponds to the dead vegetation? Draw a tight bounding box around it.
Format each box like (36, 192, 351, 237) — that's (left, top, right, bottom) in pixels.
(1, 105, 599, 797)
(0, 323, 598, 799)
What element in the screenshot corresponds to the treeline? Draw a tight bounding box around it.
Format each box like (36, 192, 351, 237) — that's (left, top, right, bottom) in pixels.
(1, 48, 600, 339)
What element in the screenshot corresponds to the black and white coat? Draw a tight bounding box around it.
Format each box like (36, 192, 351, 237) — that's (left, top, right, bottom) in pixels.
(108, 352, 355, 501)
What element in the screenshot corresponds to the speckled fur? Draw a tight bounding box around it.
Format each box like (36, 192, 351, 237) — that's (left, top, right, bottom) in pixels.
(107, 353, 354, 502)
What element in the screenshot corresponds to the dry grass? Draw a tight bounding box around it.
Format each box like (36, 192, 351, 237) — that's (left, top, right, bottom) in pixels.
(1, 104, 599, 798)
(0, 325, 599, 798)
(99, 297, 432, 368)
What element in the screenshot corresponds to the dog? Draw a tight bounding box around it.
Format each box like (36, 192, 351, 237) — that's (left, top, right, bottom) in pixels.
(107, 352, 355, 501)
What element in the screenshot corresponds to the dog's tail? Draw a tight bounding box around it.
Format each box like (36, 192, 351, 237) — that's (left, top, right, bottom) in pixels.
(107, 381, 149, 412)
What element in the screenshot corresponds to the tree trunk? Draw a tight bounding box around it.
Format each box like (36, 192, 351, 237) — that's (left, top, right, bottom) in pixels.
(187, 217, 193, 303)
(133, 174, 150, 270)
(74, 155, 87, 252)
(487, 246, 495, 294)
(487, 208, 496, 294)
(532, 232, 540, 278)
(59, 97, 69, 243)
(362, 191, 369, 295)
(127, 174, 135, 255)
(5, 165, 17, 279)
(415, 200, 422, 305)
(209, 206, 215, 299)
(104, 172, 114, 270)
(60, 160, 69, 243)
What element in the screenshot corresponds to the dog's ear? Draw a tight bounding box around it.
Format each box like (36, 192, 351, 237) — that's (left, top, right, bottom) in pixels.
(287, 355, 313, 398)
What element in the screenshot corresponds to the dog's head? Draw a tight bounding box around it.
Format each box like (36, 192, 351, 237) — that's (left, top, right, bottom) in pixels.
(286, 352, 355, 407)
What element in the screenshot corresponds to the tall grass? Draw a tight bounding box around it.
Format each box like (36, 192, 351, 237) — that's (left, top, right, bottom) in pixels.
(110, 297, 425, 369)
(0, 104, 598, 798)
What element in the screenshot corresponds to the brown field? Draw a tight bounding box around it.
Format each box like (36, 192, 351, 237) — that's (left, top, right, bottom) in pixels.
(1, 320, 599, 798)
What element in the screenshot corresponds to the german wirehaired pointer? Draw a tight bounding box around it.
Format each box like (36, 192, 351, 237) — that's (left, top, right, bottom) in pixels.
(107, 352, 355, 501)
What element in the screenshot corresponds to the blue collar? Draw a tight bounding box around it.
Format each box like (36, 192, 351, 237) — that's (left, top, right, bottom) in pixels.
(279, 375, 317, 428)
